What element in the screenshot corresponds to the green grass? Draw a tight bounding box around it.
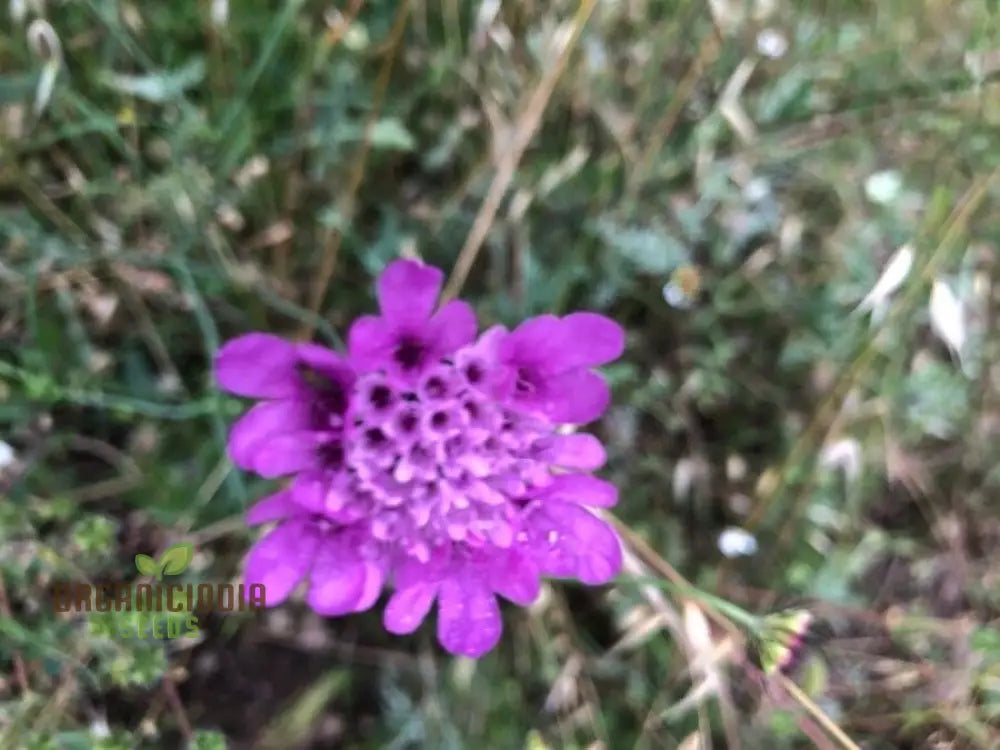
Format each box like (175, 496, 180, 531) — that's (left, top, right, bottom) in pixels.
(2, 1, 1000, 748)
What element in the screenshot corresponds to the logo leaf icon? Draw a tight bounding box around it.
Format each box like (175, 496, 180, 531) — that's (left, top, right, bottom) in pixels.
(135, 554, 159, 578)
(158, 542, 194, 577)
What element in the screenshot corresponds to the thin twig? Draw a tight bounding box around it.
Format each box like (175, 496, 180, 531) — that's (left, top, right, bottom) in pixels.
(441, 0, 598, 302)
(300, 0, 410, 339)
(162, 674, 193, 739)
(625, 29, 721, 203)
(778, 673, 862, 750)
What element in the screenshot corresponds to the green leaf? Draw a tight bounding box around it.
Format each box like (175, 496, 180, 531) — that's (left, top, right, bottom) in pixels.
(188, 730, 228, 750)
(134, 554, 158, 577)
(368, 118, 416, 151)
(158, 542, 194, 576)
(593, 218, 689, 274)
(98, 59, 206, 103)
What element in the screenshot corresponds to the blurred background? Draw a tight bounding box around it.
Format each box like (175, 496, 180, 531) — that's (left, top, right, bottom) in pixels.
(2, 1, 1000, 748)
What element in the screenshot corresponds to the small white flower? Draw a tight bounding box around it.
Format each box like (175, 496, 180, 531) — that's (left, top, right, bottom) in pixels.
(929, 278, 967, 366)
(717, 527, 758, 558)
(756, 29, 788, 59)
(819, 437, 862, 483)
(743, 176, 772, 202)
(864, 170, 903, 205)
(855, 243, 913, 316)
(89, 717, 111, 739)
(673, 457, 707, 502)
(725, 454, 747, 482)
(0, 440, 15, 470)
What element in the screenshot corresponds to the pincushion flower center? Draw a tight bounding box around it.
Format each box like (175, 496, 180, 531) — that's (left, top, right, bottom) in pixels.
(393, 336, 426, 370)
(342, 354, 550, 556)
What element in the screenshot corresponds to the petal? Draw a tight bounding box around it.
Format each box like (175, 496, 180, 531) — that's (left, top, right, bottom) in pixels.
(347, 315, 395, 372)
(307, 535, 386, 616)
(488, 548, 540, 606)
(215, 333, 301, 398)
(499, 315, 561, 369)
(557, 313, 625, 369)
(539, 369, 611, 424)
(290, 470, 326, 513)
(246, 489, 297, 525)
(383, 583, 437, 635)
(291, 471, 359, 522)
(352, 556, 389, 612)
(534, 474, 618, 508)
(250, 432, 325, 478)
(436, 576, 503, 657)
(394, 546, 451, 589)
(228, 401, 310, 470)
(244, 518, 319, 606)
(524, 501, 622, 585)
(426, 300, 477, 356)
(464, 324, 508, 366)
(376, 260, 443, 326)
(499, 313, 624, 375)
(296, 343, 355, 390)
(542, 433, 607, 470)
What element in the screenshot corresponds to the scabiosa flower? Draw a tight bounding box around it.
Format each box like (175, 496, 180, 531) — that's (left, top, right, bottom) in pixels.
(750, 609, 817, 676)
(215, 259, 625, 657)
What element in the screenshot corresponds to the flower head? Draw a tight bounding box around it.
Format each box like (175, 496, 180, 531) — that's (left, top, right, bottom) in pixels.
(216, 259, 625, 657)
(751, 609, 816, 675)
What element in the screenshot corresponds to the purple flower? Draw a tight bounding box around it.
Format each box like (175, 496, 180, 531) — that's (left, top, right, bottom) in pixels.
(216, 259, 625, 657)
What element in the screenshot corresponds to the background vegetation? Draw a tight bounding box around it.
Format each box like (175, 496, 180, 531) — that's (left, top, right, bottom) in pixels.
(2, 0, 1000, 747)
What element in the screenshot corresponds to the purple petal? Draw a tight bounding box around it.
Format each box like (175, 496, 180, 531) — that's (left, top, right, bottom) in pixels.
(500, 313, 624, 375)
(352, 557, 388, 612)
(250, 432, 325, 478)
(467, 324, 508, 363)
(539, 369, 611, 424)
(534, 474, 618, 508)
(499, 315, 559, 369)
(228, 400, 310, 471)
(307, 536, 386, 615)
(383, 583, 438, 634)
(307, 544, 364, 615)
(215, 333, 301, 398)
(290, 471, 327, 513)
(557, 313, 625, 369)
(244, 518, 319, 606)
(394, 546, 451, 588)
(427, 300, 477, 356)
(246, 489, 297, 525)
(436, 576, 503, 657)
(383, 548, 451, 634)
(524, 501, 622, 584)
(347, 315, 395, 372)
(376, 260, 443, 326)
(296, 343, 355, 386)
(290, 472, 359, 522)
(488, 548, 540, 605)
(543, 433, 607, 470)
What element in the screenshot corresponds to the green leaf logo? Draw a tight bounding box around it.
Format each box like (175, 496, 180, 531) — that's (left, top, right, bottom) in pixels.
(134, 554, 158, 577)
(160, 542, 194, 576)
(135, 542, 194, 581)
